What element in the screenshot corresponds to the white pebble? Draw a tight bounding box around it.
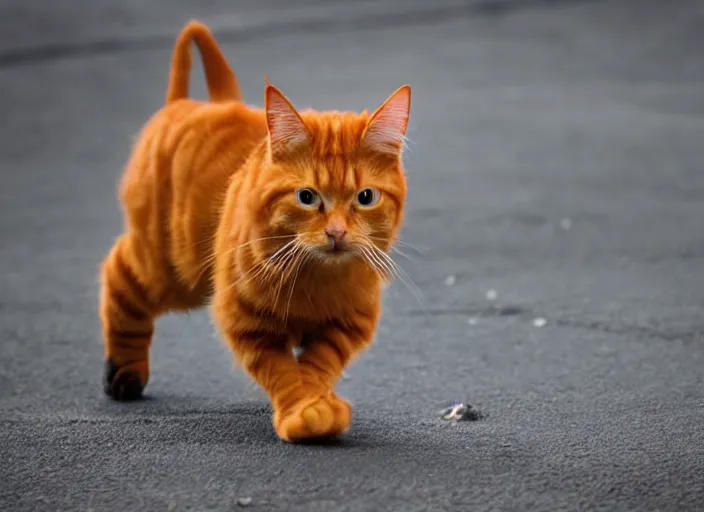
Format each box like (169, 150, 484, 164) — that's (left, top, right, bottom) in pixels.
(560, 218, 572, 230)
(467, 317, 478, 326)
(444, 274, 456, 286)
(486, 289, 498, 301)
(532, 317, 547, 327)
(237, 497, 252, 507)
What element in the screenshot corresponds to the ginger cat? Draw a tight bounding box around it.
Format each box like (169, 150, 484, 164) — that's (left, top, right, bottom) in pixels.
(100, 21, 411, 441)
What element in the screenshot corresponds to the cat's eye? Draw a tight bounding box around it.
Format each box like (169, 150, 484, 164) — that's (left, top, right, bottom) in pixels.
(296, 188, 320, 208)
(356, 188, 380, 208)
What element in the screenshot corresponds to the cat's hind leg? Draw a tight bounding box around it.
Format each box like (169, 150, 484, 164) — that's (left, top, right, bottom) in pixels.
(99, 234, 158, 400)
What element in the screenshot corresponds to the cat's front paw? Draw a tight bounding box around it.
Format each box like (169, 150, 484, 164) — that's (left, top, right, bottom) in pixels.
(104, 359, 148, 400)
(274, 394, 352, 442)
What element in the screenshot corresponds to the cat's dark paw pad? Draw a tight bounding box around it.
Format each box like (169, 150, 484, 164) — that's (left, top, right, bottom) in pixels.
(104, 359, 147, 401)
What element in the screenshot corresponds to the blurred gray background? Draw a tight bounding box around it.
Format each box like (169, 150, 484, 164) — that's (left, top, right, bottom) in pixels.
(1, 0, 703, 510)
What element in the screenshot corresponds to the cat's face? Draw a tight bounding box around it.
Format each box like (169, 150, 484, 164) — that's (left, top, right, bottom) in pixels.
(251, 85, 411, 267)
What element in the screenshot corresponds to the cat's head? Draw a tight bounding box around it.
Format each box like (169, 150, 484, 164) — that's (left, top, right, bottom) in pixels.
(250, 84, 411, 268)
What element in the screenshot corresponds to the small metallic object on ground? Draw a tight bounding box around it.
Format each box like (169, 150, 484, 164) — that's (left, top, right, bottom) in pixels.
(440, 402, 482, 421)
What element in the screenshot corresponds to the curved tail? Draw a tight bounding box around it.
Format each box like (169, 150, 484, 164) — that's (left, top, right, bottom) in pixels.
(166, 20, 242, 104)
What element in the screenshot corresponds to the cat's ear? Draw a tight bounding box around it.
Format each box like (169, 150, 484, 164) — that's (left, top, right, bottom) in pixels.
(362, 85, 411, 155)
(265, 84, 311, 157)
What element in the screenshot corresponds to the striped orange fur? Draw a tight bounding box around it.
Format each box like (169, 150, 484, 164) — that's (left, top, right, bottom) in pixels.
(100, 20, 411, 441)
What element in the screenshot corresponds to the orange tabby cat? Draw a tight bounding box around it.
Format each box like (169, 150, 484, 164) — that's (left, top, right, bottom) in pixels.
(100, 20, 411, 441)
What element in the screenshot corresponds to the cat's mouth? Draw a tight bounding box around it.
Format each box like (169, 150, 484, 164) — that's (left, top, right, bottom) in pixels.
(322, 246, 350, 258)
(317, 241, 355, 262)
(324, 238, 349, 253)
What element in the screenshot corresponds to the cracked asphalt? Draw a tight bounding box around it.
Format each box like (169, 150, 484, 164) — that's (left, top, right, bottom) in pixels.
(1, 0, 704, 510)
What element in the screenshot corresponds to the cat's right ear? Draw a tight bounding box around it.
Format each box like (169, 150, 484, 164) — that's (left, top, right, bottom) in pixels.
(265, 84, 311, 158)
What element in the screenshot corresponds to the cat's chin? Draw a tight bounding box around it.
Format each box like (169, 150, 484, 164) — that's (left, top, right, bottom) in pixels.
(315, 247, 356, 265)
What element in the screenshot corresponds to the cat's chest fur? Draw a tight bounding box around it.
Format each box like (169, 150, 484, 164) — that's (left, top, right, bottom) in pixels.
(288, 269, 379, 321)
(241, 260, 380, 325)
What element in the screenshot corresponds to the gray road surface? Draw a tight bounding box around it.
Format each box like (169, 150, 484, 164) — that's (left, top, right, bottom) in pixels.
(1, 0, 704, 510)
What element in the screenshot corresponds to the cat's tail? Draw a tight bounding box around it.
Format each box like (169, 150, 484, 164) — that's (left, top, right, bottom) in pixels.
(165, 20, 243, 104)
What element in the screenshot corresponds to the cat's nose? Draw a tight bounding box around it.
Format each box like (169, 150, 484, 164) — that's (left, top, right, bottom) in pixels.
(325, 226, 347, 241)
(325, 226, 348, 248)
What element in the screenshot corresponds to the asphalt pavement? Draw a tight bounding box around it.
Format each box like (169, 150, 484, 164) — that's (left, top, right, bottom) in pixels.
(1, 0, 704, 510)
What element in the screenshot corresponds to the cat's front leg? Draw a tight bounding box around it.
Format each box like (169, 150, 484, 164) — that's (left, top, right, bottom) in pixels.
(292, 318, 377, 438)
(297, 317, 376, 395)
(225, 325, 352, 442)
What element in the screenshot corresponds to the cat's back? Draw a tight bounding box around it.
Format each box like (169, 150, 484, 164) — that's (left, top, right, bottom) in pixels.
(120, 98, 266, 204)
(119, 99, 268, 296)
(156, 99, 267, 218)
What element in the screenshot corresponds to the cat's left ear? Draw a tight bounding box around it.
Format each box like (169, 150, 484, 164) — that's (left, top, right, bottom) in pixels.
(265, 84, 311, 157)
(362, 85, 411, 155)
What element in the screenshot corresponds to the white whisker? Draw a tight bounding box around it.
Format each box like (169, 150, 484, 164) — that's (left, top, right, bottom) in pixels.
(367, 235, 425, 256)
(241, 239, 297, 286)
(389, 245, 415, 262)
(356, 245, 386, 280)
(283, 249, 312, 324)
(272, 243, 303, 308)
(218, 238, 298, 297)
(235, 234, 299, 250)
(362, 245, 393, 281)
(368, 243, 427, 316)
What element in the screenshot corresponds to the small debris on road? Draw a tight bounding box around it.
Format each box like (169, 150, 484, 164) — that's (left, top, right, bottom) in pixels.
(467, 317, 478, 326)
(532, 317, 547, 327)
(237, 497, 253, 507)
(486, 289, 498, 301)
(560, 217, 572, 230)
(440, 402, 483, 421)
(444, 274, 457, 286)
